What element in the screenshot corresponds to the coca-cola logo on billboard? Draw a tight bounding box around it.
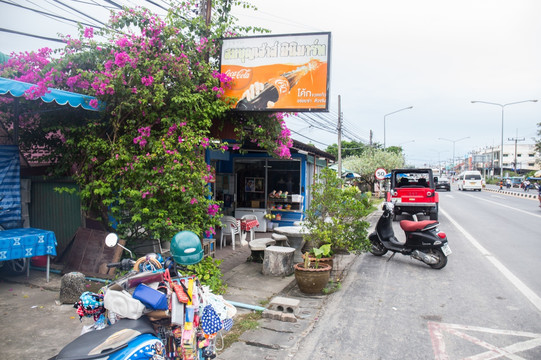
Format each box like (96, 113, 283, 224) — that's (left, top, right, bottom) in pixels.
(273, 77, 290, 95)
(225, 68, 252, 90)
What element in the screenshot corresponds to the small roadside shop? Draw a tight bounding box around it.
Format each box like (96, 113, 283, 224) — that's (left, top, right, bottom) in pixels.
(208, 140, 335, 231)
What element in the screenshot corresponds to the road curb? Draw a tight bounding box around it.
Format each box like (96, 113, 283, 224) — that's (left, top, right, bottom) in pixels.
(483, 187, 538, 200)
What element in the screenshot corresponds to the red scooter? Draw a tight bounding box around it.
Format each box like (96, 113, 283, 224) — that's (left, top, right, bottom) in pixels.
(368, 202, 451, 269)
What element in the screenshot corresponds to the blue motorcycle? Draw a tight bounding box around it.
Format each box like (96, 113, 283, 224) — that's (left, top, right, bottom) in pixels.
(50, 317, 165, 360)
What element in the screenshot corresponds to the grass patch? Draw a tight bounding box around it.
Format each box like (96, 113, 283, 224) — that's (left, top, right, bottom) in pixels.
(218, 311, 262, 352)
(322, 280, 341, 295)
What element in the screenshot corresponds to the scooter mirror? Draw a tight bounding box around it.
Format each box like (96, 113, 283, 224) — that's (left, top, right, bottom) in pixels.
(105, 233, 119, 247)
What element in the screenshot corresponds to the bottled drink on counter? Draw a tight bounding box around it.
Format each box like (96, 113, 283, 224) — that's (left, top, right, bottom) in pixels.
(235, 60, 322, 110)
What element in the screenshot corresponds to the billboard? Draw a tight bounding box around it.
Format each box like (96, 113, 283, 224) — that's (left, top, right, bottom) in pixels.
(220, 32, 331, 112)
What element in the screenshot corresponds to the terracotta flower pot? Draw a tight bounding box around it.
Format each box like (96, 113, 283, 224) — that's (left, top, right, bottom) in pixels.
(294, 262, 331, 294)
(301, 253, 334, 269)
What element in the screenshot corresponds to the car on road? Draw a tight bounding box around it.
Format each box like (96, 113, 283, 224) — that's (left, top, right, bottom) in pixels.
(457, 170, 483, 191)
(386, 168, 439, 220)
(435, 176, 451, 191)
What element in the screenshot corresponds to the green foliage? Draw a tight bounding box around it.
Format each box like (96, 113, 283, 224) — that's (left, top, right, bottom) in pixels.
(304, 167, 375, 254)
(0, 1, 293, 244)
(311, 244, 332, 258)
(322, 280, 342, 295)
(342, 149, 405, 191)
(186, 256, 227, 295)
(325, 140, 370, 158)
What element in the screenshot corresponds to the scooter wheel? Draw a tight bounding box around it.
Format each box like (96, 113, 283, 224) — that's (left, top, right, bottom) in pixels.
(427, 248, 447, 269)
(369, 240, 388, 256)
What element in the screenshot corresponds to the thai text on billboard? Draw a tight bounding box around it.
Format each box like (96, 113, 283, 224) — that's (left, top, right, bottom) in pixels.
(220, 32, 331, 112)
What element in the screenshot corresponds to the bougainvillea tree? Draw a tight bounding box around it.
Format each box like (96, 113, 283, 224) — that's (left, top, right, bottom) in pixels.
(0, 1, 292, 243)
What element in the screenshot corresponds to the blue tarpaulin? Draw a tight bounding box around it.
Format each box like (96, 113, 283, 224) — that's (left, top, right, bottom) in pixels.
(0, 145, 21, 227)
(0, 76, 100, 111)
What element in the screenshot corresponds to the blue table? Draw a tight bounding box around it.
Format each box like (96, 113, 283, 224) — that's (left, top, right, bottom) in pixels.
(0, 228, 57, 282)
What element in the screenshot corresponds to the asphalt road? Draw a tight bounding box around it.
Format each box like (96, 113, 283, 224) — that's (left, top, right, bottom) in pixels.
(293, 185, 541, 359)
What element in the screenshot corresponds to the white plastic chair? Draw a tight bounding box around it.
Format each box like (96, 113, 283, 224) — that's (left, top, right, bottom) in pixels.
(241, 214, 258, 243)
(220, 216, 240, 250)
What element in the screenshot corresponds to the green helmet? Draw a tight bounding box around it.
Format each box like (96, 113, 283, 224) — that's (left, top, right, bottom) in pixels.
(170, 231, 204, 265)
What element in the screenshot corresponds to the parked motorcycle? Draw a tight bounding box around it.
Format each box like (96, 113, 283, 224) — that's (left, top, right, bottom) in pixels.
(104, 233, 173, 273)
(49, 230, 230, 360)
(368, 202, 451, 269)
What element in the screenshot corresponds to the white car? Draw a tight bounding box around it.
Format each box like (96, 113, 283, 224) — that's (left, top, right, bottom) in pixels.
(457, 171, 483, 191)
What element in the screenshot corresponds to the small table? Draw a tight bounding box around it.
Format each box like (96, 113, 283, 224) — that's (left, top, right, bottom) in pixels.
(238, 219, 259, 244)
(273, 226, 308, 263)
(0, 228, 57, 282)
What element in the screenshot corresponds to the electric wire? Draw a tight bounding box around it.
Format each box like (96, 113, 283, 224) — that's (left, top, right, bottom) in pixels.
(0, 0, 102, 29)
(51, 0, 109, 28)
(0, 27, 65, 43)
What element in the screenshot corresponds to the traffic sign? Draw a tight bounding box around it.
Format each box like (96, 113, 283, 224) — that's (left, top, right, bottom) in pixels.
(375, 168, 387, 180)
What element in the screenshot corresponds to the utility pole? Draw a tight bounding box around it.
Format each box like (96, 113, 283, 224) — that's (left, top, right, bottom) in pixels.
(337, 95, 342, 177)
(508, 134, 525, 172)
(201, 0, 212, 26)
(369, 130, 373, 147)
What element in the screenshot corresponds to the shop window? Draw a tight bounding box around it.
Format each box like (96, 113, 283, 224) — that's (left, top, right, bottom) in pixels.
(235, 159, 266, 208)
(267, 160, 301, 196)
(233, 158, 301, 209)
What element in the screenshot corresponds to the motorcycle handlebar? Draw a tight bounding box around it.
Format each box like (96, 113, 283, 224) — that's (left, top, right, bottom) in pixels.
(107, 258, 135, 270)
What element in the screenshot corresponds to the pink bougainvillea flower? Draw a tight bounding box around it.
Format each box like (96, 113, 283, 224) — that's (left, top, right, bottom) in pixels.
(190, 198, 198, 205)
(89, 99, 98, 109)
(84, 27, 94, 39)
(141, 76, 154, 86)
(114, 52, 130, 67)
(207, 204, 220, 216)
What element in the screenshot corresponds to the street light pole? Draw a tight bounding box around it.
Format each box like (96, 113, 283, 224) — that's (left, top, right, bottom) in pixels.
(471, 100, 537, 176)
(438, 137, 470, 173)
(384, 106, 413, 149)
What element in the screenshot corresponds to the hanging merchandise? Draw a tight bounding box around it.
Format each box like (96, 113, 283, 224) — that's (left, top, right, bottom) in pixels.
(200, 305, 223, 336)
(74, 291, 105, 321)
(165, 268, 190, 303)
(56, 231, 237, 360)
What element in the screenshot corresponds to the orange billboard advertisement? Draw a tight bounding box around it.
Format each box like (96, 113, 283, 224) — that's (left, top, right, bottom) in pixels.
(220, 32, 331, 112)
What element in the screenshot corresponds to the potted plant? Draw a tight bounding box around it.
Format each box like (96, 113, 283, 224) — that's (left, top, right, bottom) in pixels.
(294, 250, 332, 294)
(302, 243, 334, 269)
(303, 167, 374, 255)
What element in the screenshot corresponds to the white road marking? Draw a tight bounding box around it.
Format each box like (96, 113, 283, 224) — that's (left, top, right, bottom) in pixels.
(429, 321, 541, 360)
(441, 207, 541, 313)
(461, 192, 541, 219)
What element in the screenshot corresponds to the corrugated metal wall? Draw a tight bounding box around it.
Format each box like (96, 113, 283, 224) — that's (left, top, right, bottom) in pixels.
(27, 177, 82, 256)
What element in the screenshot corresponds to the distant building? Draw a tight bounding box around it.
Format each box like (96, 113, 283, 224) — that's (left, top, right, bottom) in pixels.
(469, 144, 540, 176)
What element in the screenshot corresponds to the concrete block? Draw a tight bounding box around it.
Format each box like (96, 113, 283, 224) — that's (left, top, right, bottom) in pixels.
(268, 296, 300, 314)
(262, 309, 282, 320)
(280, 313, 297, 323)
(59, 272, 86, 304)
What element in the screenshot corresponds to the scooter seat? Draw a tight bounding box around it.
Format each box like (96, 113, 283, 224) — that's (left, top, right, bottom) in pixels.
(54, 317, 156, 360)
(400, 220, 438, 232)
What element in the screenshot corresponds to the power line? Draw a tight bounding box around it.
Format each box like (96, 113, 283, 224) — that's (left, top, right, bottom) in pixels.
(52, 0, 109, 28)
(0, 0, 103, 29)
(0, 27, 65, 43)
(290, 129, 332, 148)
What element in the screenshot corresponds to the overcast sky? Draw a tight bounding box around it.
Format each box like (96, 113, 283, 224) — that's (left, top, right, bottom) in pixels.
(2, 0, 540, 167)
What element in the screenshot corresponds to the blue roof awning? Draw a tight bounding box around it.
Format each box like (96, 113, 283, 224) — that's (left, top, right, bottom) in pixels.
(0, 76, 100, 111)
